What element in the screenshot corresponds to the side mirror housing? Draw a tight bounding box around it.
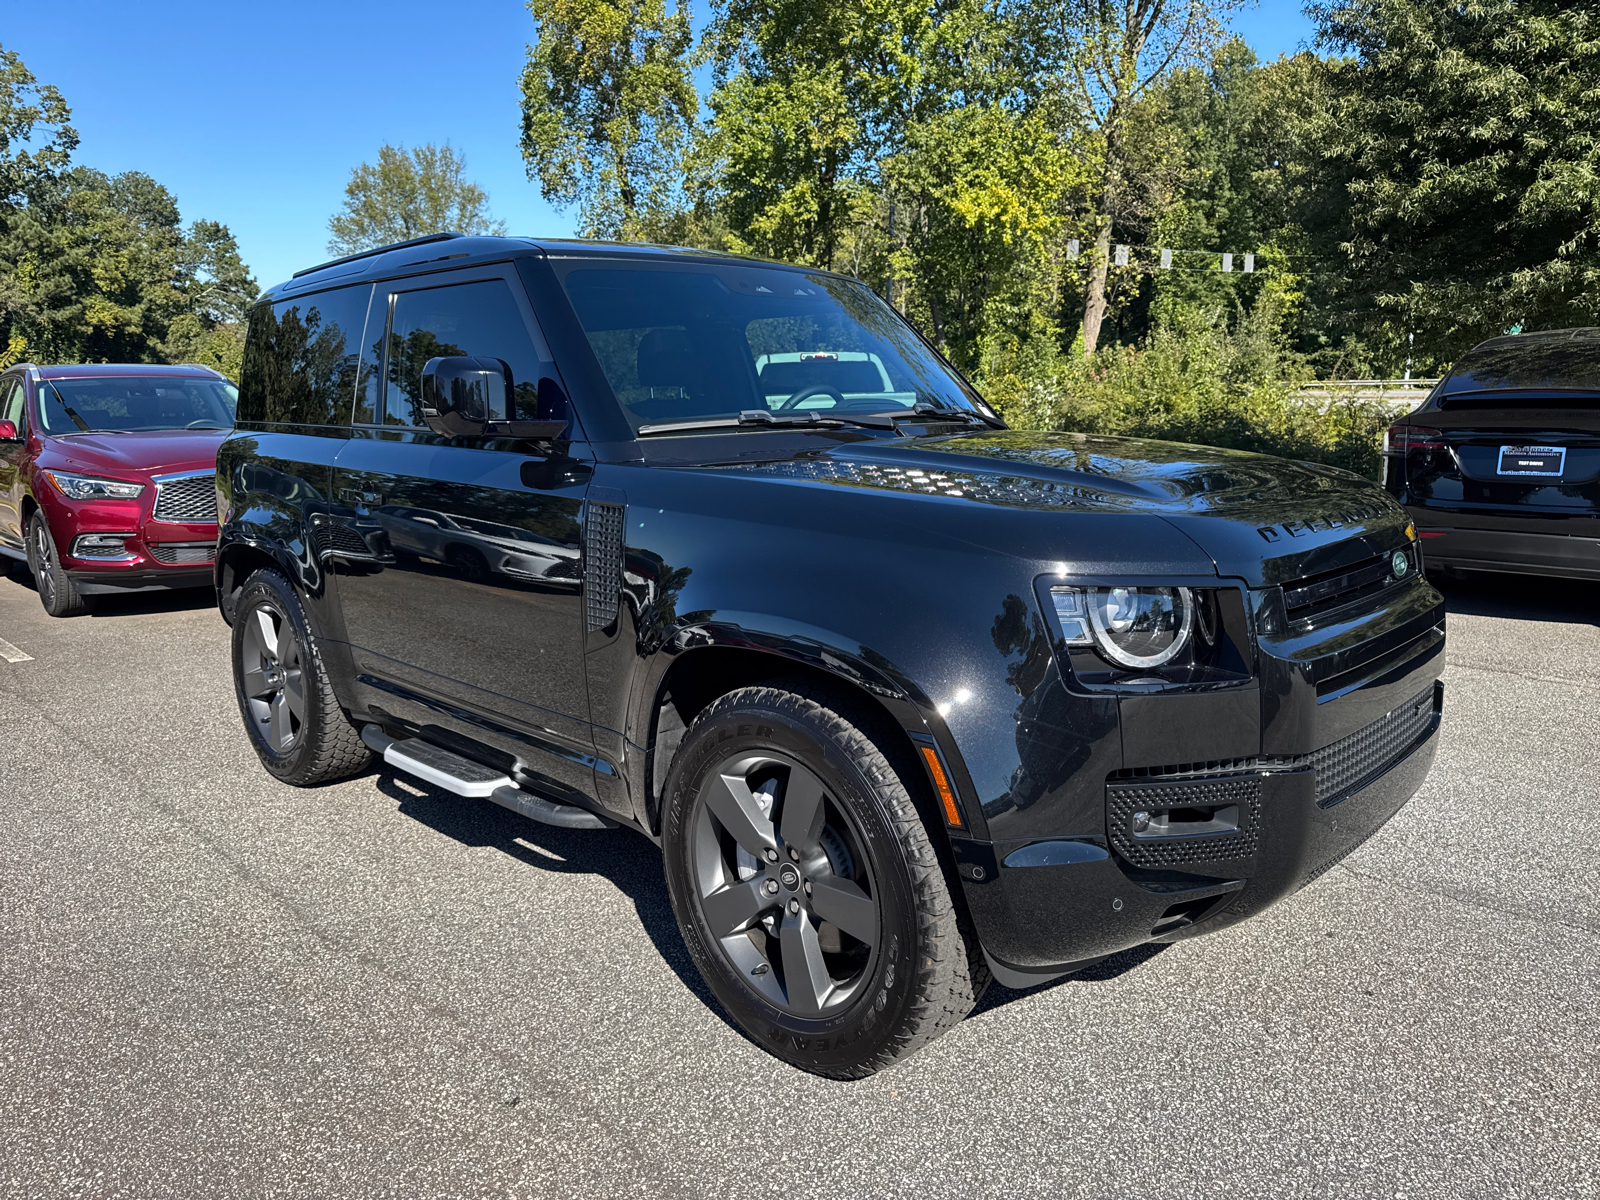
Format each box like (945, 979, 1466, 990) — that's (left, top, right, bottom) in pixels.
(420, 358, 571, 441)
(0, 419, 18, 442)
(421, 356, 509, 438)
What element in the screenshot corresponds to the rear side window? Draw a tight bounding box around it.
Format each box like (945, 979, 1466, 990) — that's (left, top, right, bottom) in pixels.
(238, 285, 376, 427)
(380, 279, 553, 427)
(0, 378, 21, 427)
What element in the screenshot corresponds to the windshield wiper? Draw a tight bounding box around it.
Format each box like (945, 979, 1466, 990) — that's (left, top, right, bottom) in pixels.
(44, 383, 93, 433)
(893, 403, 1004, 429)
(637, 409, 898, 436)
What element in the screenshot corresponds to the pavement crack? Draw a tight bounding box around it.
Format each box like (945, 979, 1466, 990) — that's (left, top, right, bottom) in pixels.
(1335, 861, 1600, 938)
(1444, 659, 1596, 690)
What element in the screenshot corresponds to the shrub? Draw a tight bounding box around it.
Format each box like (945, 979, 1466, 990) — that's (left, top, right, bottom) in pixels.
(982, 313, 1396, 480)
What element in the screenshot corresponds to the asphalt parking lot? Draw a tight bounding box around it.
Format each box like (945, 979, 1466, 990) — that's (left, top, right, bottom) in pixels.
(0, 563, 1596, 1200)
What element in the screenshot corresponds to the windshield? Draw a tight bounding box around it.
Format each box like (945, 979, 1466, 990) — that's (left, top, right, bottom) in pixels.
(555, 260, 990, 433)
(38, 377, 238, 434)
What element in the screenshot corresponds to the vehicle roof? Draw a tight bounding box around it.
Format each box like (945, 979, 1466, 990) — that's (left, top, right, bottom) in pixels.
(263, 233, 822, 304)
(1441, 328, 1600, 396)
(17, 363, 227, 380)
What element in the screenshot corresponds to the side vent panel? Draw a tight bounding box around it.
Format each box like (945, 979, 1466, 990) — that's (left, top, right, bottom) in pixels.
(585, 501, 626, 632)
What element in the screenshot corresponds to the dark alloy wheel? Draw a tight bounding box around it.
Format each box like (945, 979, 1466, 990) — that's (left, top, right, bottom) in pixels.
(26, 512, 91, 617)
(689, 749, 881, 1016)
(231, 569, 373, 786)
(239, 597, 307, 754)
(662, 680, 988, 1078)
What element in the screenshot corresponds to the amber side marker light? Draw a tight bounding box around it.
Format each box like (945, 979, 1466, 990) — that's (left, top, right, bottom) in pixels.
(919, 745, 963, 828)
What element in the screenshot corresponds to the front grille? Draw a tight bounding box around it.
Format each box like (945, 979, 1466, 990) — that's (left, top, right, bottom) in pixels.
(149, 543, 215, 565)
(1106, 685, 1439, 862)
(152, 474, 217, 523)
(1308, 686, 1435, 806)
(1282, 544, 1415, 623)
(1106, 776, 1262, 866)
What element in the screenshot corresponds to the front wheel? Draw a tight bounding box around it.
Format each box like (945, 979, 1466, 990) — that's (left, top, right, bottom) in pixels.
(27, 512, 92, 617)
(661, 681, 987, 1078)
(231, 568, 372, 786)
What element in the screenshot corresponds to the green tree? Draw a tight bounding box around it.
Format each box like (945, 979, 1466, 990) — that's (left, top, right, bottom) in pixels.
(327, 143, 506, 255)
(0, 44, 257, 369)
(1309, 0, 1600, 369)
(1044, 0, 1245, 356)
(519, 0, 697, 239)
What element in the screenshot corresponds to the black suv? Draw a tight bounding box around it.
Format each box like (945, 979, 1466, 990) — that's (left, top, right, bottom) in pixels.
(1384, 328, 1600, 580)
(216, 233, 1445, 1077)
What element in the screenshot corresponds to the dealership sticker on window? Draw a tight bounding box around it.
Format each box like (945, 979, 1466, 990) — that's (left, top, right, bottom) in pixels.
(1497, 445, 1566, 477)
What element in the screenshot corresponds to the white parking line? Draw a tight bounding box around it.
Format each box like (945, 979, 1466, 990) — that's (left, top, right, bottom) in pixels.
(0, 636, 34, 663)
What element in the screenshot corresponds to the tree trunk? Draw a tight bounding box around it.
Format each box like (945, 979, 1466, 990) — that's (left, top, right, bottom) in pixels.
(1080, 215, 1113, 357)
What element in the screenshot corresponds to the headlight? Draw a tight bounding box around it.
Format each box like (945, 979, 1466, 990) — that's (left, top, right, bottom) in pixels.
(1048, 583, 1252, 689)
(43, 471, 146, 500)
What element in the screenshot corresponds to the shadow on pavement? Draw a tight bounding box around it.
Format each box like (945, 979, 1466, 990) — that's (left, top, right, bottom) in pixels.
(2, 560, 216, 619)
(372, 772, 724, 1017)
(1433, 568, 1600, 626)
(970, 942, 1169, 1017)
(375, 769, 1172, 1038)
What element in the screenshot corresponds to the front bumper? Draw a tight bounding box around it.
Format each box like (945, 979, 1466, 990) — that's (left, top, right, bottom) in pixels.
(65, 566, 214, 595)
(956, 681, 1443, 986)
(37, 485, 217, 592)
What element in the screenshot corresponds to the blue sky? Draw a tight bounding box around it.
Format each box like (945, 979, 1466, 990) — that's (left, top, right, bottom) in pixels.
(8, 1, 1316, 291)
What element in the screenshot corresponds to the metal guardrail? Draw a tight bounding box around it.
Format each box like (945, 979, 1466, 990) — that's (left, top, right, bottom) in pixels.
(1291, 379, 1440, 410)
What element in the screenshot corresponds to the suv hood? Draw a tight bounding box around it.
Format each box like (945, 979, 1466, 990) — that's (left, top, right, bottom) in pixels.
(40, 428, 229, 477)
(746, 430, 1413, 587)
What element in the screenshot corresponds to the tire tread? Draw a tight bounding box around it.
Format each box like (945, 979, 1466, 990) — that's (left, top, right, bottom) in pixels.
(681, 678, 989, 1078)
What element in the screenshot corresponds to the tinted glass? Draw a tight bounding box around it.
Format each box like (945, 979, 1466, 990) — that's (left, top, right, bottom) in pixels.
(36, 377, 238, 433)
(238, 284, 374, 426)
(382, 279, 553, 427)
(557, 263, 984, 431)
(1443, 333, 1600, 400)
(0, 379, 21, 427)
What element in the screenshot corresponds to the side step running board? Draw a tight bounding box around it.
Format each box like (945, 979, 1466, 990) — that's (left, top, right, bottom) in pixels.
(360, 725, 616, 830)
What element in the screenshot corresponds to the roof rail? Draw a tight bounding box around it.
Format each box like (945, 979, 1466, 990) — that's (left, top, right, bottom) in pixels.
(176, 363, 227, 375)
(292, 232, 464, 279)
(5, 362, 40, 373)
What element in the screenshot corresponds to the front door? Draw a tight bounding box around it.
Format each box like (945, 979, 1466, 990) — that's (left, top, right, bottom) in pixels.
(331, 267, 597, 800)
(0, 377, 27, 549)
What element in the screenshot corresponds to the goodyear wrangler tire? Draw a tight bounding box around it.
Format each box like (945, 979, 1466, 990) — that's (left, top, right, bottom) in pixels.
(661, 679, 988, 1078)
(231, 569, 372, 786)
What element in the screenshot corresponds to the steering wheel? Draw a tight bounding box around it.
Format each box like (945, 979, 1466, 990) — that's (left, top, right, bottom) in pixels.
(776, 384, 847, 412)
(185, 419, 223, 429)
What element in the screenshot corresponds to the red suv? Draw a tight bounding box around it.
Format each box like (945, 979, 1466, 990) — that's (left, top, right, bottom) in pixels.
(0, 363, 235, 616)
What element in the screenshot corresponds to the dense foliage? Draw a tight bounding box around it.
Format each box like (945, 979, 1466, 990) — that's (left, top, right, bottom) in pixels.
(517, 0, 1600, 473)
(0, 44, 256, 376)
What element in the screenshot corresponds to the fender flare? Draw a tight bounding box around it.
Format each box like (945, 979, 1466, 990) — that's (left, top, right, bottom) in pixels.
(623, 613, 990, 842)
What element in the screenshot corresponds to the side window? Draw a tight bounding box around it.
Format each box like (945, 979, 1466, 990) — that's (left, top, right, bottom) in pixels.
(238, 284, 375, 427)
(0, 379, 21, 427)
(382, 279, 556, 427)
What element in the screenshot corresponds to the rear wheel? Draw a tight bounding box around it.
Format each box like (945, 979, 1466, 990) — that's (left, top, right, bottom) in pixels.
(27, 512, 92, 617)
(231, 568, 371, 785)
(661, 680, 987, 1078)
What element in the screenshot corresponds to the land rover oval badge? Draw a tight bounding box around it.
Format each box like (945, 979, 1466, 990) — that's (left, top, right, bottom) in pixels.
(1392, 549, 1409, 578)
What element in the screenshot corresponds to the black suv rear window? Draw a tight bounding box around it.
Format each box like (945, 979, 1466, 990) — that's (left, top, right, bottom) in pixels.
(1442, 333, 1600, 402)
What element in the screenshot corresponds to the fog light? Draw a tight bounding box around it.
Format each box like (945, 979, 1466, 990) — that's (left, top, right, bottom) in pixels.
(71, 533, 135, 558)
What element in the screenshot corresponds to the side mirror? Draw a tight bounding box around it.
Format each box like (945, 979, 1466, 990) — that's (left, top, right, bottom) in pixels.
(420, 357, 570, 441)
(421, 356, 510, 438)
(0, 420, 18, 442)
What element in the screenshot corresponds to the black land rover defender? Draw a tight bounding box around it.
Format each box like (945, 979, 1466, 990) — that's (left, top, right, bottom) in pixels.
(216, 234, 1445, 1077)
